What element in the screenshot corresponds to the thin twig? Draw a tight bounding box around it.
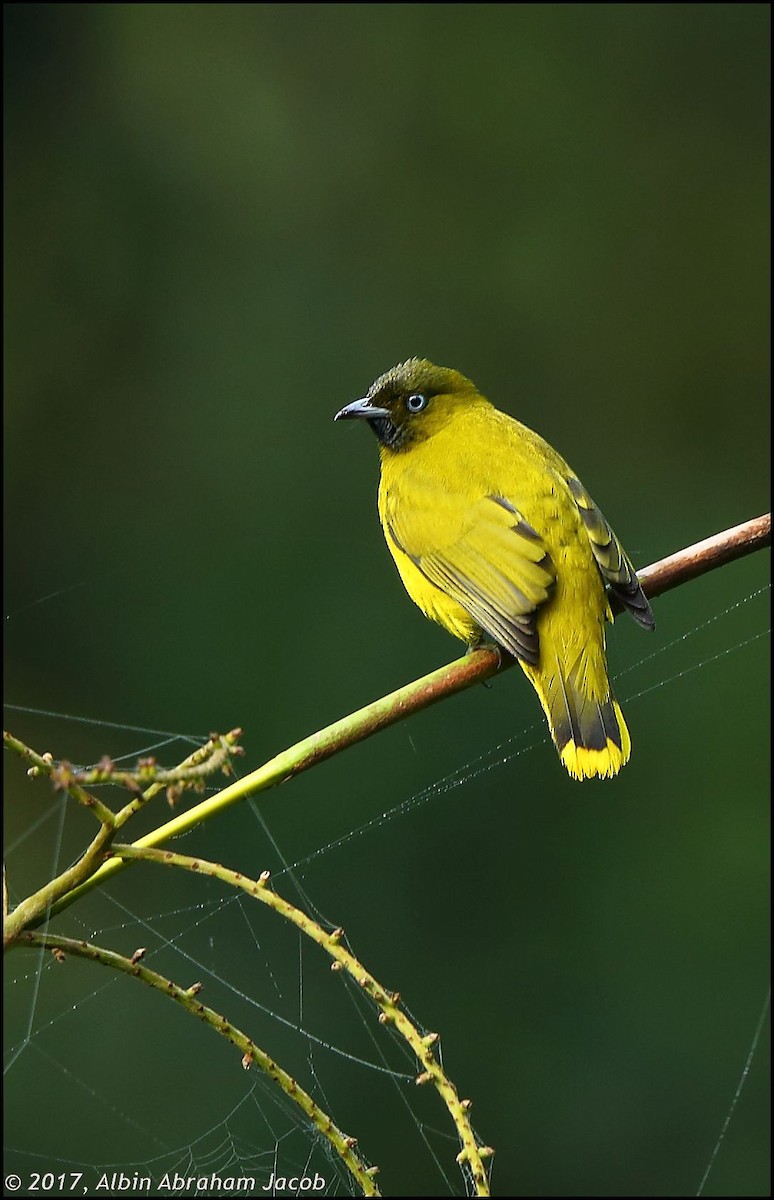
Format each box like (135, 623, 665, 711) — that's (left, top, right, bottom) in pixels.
(111, 844, 492, 1195)
(11, 512, 772, 926)
(18, 931, 381, 1197)
(2, 731, 241, 945)
(632, 513, 770, 601)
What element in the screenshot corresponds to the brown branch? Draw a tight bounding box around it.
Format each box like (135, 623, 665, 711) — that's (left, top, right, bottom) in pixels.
(13, 512, 771, 928)
(282, 511, 773, 762)
(633, 512, 770, 601)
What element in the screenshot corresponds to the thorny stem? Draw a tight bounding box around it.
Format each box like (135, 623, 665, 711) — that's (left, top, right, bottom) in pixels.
(18, 931, 382, 1197)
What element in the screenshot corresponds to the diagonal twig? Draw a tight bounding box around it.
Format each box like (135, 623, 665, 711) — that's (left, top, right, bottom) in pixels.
(11, 512, 771, 927)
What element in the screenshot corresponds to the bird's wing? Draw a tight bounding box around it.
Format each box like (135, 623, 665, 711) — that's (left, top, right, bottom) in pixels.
(566, 476, 655, 630)
(386, 488, 555, 664)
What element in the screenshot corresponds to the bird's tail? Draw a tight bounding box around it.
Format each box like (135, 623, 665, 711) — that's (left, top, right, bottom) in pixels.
(523, 650, 631, 780)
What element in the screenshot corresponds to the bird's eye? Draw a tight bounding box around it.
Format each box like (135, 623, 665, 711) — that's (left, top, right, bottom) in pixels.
(405, 393, 428, 414)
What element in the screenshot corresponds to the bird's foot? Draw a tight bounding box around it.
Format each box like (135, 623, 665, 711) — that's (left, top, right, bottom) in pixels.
(466, 638, 503, 686)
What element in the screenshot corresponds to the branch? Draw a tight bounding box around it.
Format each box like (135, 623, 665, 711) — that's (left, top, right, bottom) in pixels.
(18, 931, 381, 1197)
(112, 844, 492, 1193)
(2, 731, 241, 945)
(21, 512, 773, 923)
(631, 512, 770, 600)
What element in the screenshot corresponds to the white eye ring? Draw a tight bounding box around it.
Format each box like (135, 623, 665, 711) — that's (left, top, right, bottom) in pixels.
(405, 393, 428, 413)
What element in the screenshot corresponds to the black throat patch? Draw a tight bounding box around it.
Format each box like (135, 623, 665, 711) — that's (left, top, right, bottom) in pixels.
(367, 414, 406, 450)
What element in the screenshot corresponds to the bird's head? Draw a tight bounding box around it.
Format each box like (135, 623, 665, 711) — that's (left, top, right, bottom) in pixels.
(334, 358, 484, 451)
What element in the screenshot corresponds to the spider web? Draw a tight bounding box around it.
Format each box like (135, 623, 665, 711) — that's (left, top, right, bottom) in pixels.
(3, 580, 770, 1198)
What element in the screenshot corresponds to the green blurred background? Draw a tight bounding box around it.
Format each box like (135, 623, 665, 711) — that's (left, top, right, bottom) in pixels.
(4, 4, 769, 1196)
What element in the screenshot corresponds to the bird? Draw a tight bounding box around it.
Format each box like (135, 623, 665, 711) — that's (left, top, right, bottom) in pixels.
(334, 358, 655, 780)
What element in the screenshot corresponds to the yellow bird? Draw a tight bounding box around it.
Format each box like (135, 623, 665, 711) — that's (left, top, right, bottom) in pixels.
(335, 358, 655, 780)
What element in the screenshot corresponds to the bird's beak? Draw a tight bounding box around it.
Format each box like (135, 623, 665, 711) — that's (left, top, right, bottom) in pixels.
(334, 396, 391, 422)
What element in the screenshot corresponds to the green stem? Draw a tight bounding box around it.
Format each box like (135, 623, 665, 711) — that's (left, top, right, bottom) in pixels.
(112, 843, 491, 1195)
(14, 512, 774, 928)
(4, 822, 115, 945)
(18, 931, 380, 1197)
(37, 647, 497, 921)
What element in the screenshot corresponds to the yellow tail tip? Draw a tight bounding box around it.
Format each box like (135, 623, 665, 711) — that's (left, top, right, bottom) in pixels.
(560, 736, 631, 781)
